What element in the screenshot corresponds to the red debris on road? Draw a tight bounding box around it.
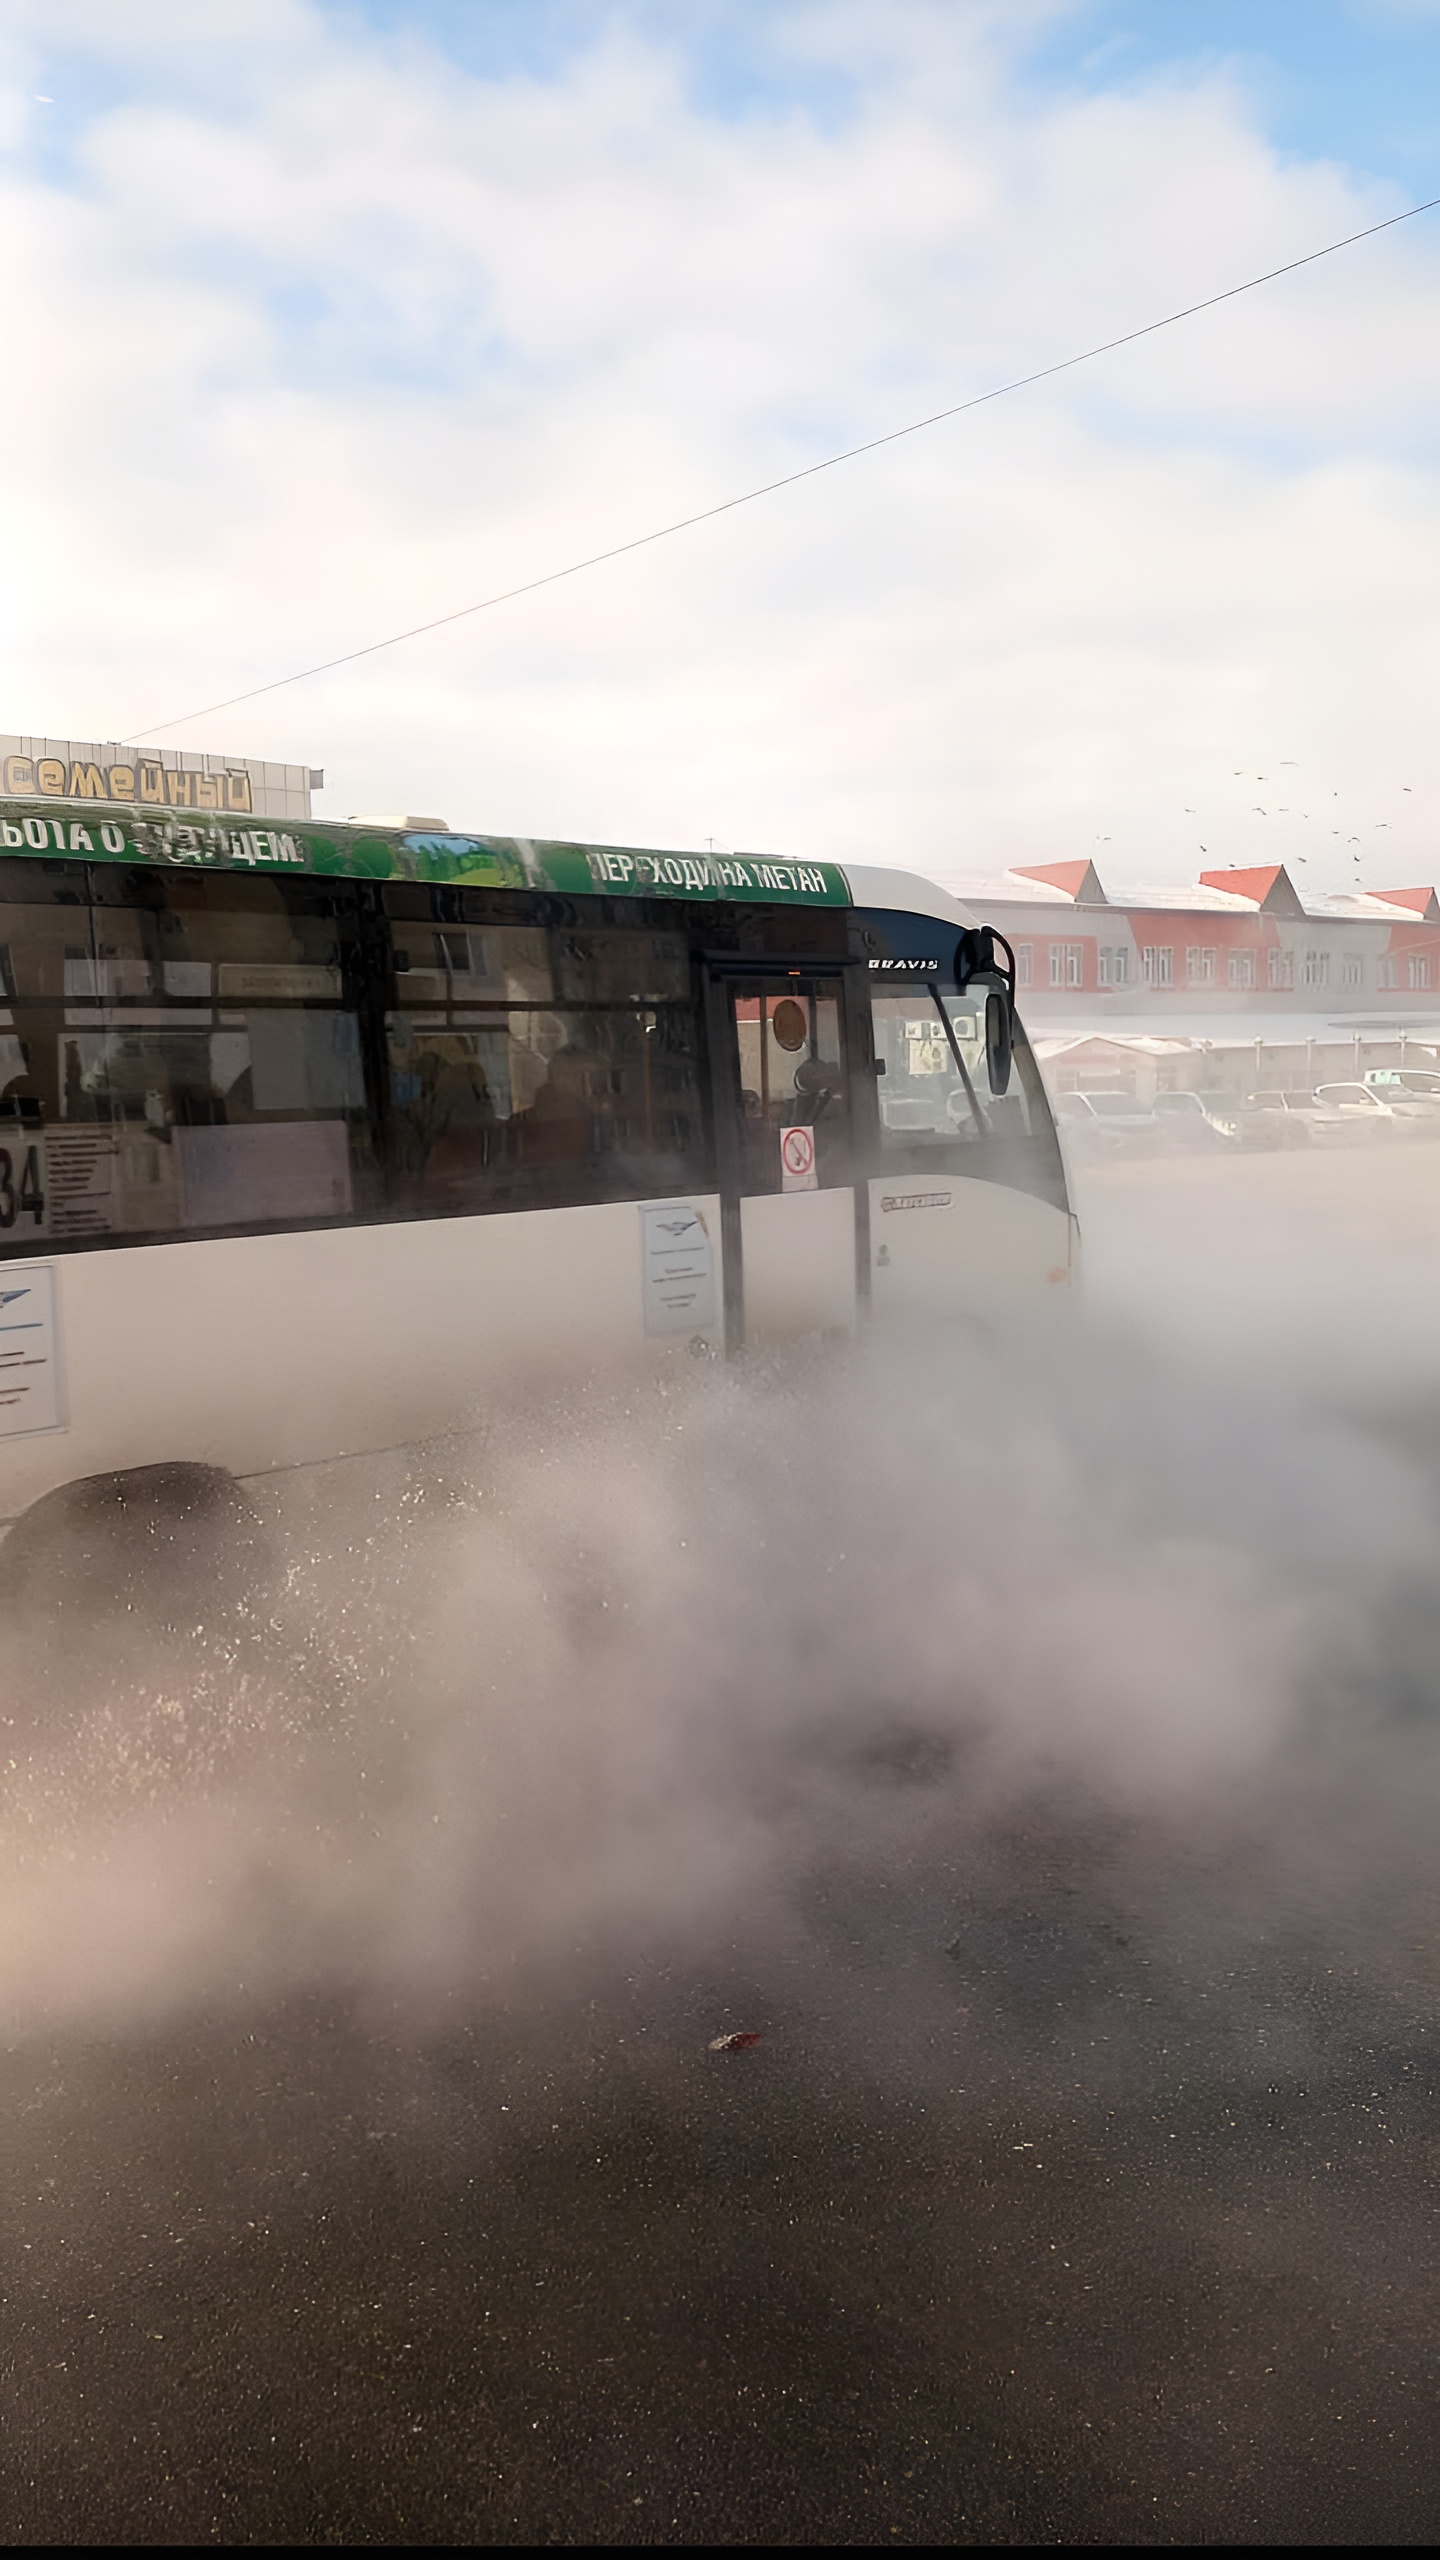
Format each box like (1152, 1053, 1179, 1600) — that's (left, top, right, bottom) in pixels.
(708, 2031, 763, 2053)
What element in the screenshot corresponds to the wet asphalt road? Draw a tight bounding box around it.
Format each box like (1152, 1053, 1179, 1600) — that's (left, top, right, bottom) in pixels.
(5, 1868, 1436, 2546)
(4, 1153, 1440, 2545)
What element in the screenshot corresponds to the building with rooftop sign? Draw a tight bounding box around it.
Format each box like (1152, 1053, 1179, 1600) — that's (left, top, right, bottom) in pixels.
(0, 734, 320, 824)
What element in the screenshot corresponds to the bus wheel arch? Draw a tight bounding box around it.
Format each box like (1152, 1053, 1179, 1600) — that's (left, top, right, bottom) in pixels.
(0, 1460, 274, 1627)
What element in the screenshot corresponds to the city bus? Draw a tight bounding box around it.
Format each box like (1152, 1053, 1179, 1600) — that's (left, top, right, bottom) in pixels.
(0, 799, 1074, 1569)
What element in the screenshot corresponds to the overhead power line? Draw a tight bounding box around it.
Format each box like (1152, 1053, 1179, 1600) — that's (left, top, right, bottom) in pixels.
(130, 192, 1440, 741)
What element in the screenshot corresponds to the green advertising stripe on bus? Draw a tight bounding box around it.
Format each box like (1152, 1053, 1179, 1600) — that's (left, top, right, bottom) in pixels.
(0, 804, 851, 906)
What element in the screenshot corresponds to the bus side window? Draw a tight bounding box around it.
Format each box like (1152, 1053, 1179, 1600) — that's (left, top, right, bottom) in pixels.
(0, 871, 375, 1250)
(381, 912, 708, 1217)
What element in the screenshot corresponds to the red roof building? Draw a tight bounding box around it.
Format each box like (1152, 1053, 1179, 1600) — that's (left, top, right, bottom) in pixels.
(950, 859, 1440, 1026)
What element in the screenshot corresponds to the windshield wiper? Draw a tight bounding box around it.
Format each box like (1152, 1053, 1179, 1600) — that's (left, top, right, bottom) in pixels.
(928, 988, 987, 1131)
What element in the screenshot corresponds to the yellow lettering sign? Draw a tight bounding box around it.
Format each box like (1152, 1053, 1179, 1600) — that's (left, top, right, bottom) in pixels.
(2, 756, 34, 794)
(67, 762, 106, 798)
(139, 762, 165, 803)
(36, 758, 66, 795)
(106, 765, 136, 800)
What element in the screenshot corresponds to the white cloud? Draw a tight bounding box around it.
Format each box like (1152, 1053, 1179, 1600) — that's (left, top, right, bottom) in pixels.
(2, 0, 1440, 887)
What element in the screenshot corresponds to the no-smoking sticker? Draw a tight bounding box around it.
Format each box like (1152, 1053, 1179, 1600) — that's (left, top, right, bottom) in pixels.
(779, 1124, 818, 1191)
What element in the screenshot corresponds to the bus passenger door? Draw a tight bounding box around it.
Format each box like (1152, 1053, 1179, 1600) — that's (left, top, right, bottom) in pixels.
(704, 969, 865, 1349)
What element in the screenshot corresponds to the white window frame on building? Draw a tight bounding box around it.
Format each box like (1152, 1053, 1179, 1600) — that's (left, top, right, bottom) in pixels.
(1342, 953, 1362, 989)
(1377, 955, 1399, 990)
(1267, 948, 1293, 990)
(1015, 943, 1033, 987)
(1302, 949, 1330, 989)
(1185, 946, 1216, 986)
(1228, 949, 1255, 989)
(1098, 945, 1130, 986)
(1141, 945, 1174, 987)
(1408, 954, 1431, 991)
(1049, 941, 1085, 988)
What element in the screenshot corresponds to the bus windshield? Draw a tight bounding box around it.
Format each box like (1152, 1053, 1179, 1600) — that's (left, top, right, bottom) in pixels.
(871, 990, 1049, 1137)
(870, 993, 982, 1140)
(868, 984, 1063, 1202)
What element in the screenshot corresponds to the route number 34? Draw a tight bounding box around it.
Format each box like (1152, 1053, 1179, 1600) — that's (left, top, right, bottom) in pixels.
(0, 1145, 45, 1230)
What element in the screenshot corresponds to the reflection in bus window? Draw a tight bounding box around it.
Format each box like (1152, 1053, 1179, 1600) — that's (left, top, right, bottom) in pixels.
(869, 987, 1063, 1205)
(384, 1001, 707, 1216)
(386, 913, 691, 1009)
(552, 930, 690, 1004)
(939, 993, 1050, 1144)
(93, 881, 347, 1001)
(871, 992, 985, 1150)
(0, 873, 372, 1247)
(390, 923, 551, 1007)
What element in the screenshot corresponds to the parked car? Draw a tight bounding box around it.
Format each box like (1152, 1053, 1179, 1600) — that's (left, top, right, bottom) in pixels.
(1240, 1086, 1395, 1147)
(1150, 1090, 1241, 1150)
(1364, 1067, 1440, 1102)
(1313, 1082, 1406, 1137)
(1053, 1091, 1163, 1155)
(1361, 1068, 1440, 1124)
(1236, 1090, 1325, 1148)
(1235, 1091, 1304, 1148)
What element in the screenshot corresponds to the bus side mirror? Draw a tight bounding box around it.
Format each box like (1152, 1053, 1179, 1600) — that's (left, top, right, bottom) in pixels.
(956, 927, 1017, 1095)
(985, 990, 1012, 1096)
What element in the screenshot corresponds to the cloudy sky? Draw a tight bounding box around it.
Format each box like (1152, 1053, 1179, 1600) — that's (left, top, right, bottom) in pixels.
(3, 0, 1440, 891)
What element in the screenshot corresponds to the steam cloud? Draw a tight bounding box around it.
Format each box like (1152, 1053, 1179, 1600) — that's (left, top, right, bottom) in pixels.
(3, 1148, 1437, 2042)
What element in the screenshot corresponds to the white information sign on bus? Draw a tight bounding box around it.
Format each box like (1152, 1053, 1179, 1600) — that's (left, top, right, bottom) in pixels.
(43, 1130, 119, 1238)
(640, 1201, 716, 1336)
(0, 1263, 64, 1437)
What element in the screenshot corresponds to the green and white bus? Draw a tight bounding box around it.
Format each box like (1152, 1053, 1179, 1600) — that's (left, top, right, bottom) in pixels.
(0, 801, 1074, 1546)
